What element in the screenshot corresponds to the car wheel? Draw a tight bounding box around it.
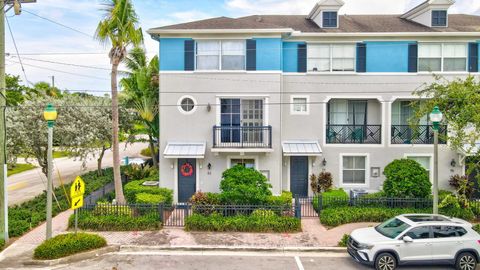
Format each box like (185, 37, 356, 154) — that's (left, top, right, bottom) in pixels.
(375, 253, 397, 270)
(456, 252, 477, 270)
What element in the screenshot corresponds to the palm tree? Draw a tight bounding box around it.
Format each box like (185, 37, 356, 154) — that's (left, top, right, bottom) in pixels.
(121, 47, 159, 167)
(95, 0, 143, 203)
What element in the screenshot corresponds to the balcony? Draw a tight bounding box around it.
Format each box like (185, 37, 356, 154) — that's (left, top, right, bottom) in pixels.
(391, 125, 447, 144)
(213, 126, 272, 148)
(326, 125, 382, 144)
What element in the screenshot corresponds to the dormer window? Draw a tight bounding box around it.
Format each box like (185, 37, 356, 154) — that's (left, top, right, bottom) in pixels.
(323, 11, 338, 28)
(432, 10, 447, 27)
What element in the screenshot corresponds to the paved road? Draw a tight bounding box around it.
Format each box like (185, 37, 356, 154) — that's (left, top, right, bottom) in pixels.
(48, 251, 459, 270)
(8, 142, 148, 206)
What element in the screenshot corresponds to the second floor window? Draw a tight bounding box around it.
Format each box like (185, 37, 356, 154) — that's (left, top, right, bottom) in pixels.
(308, 44, 355, 72)
(418, 43, 467, 72)
(196, 40, 245, 70)
(432, 10, 447, 27)
(323, 11, 338, 28)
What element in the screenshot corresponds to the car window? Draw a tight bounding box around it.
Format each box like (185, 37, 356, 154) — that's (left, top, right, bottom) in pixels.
(433, 226, 467, 238)
(375, 218, 411, 239)
(405, 226, 431, 239)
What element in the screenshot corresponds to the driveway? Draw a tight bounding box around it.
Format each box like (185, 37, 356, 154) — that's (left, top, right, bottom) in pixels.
(7, 142, 148, 206)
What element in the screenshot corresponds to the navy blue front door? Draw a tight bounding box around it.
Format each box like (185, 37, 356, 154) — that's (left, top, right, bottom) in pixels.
(178, 159, 196, 202)
(290, 156, 308, 197)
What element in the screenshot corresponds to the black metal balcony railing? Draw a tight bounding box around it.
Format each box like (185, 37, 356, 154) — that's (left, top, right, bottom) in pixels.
(213, 125, 272, 148)
(391, 125, 447, 144)
(326, 125, 382, 144)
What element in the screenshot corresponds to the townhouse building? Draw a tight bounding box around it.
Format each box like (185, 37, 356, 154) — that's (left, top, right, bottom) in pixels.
(148, 0, 480, 203)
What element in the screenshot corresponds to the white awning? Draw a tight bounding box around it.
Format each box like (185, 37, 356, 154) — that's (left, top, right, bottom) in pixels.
(282, 141, 322, 156)
(163, 142, 206, 159)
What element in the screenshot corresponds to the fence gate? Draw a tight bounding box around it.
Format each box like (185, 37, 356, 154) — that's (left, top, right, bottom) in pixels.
(296, 196, 319, 218)
(162, 204, 190, 227)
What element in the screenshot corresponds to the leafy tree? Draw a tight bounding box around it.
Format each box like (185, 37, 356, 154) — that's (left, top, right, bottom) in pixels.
(219, 165, 272, 204)
(412, 75, 480, 178)
(95, 0, 143, 203)
(120, 47, 159, 167)
(6, 74, 28, 106)
(6, 95, 134, 176)
(33, 82, 62, 98)
(383, 159, 431, 198)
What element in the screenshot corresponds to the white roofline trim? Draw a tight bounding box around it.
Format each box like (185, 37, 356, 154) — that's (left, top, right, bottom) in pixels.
(290, 31, 480, 37)
(164, 155, 205, 159)
(147, 28, 294, 35)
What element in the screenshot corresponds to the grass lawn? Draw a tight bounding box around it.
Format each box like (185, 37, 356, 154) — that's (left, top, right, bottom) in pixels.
(52, 151, 71, 159)
(7, 163, 37, 176)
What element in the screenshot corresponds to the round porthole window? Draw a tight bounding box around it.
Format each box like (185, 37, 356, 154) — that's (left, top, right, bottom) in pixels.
(178, 95, 197, 114)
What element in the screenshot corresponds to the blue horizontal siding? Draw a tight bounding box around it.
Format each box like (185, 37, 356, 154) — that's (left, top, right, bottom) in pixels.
(160, 38, 191, 71)
(282, 42, 304, 72)
(254, 38, 282, 71)
(365, 41, 413, 73)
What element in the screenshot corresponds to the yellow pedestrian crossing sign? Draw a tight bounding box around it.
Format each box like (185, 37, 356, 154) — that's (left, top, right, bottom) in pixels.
(70, 176, 85, 210)
(70, 176, 85, 198)
(71, 196, 83, 210)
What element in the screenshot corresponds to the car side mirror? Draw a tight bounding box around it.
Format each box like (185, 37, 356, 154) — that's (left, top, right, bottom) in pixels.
(403, 236, 413, 243)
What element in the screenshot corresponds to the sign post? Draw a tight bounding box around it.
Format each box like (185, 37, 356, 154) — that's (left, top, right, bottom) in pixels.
(70, 176, 85, 233)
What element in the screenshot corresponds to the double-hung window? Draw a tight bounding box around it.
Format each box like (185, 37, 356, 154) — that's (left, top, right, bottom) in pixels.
(432, 10, 447, 27)
(342, 155, 366, 185)
(307, 44, 355, 72)
(196, 40, 245, 70)
(418, 43, 467, 72)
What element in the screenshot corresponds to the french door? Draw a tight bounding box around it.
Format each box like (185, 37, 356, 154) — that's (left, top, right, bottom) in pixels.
(220, 99, 264, 144)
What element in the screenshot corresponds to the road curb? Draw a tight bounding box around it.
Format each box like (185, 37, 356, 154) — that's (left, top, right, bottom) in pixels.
(23, 245, 120, 266)
(119, 245, 347, 253)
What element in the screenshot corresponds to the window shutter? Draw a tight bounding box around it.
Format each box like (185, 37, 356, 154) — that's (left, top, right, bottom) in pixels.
(408, 43, 418, 73)
(246, 39, 256, 71)
(184, 40, 195, 71)
(356, 43, 366, 73)
(297, 44, 307, 73)
(468, 42, 479, 73)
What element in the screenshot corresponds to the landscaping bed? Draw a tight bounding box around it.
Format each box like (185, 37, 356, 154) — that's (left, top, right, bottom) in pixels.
(33, 233, 106, 260)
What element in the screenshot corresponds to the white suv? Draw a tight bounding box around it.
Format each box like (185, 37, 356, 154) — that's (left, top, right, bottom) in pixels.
(348, 214, 480, 270)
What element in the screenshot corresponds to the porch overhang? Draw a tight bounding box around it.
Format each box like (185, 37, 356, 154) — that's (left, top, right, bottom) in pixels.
(163, 142, 206, 159)
(282, 141, 322, 156)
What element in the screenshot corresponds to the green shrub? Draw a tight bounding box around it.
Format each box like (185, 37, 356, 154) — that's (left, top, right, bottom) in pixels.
(8, 167, 119, 238)
(190, 191, 222, 215)
(185, 213, 300, 233)
(338, 234, 349, 247)
(383, 159, 431, 198)
(123, 164, 158, 181)
(70, 211, 161, 231)
(362, 191, 387, 199)
(439, 195, 475, 220)
(219, 165, 272, 205)
(0, 238, 4, 251)
(473, 224, 480, 234)
(251, 209, 277, 218)
(313, 188, 349, 211)
(124, 180, 173, 205)
(266, 191, 293, 207)
(135, 193, 168, 204)
(140, 147, 158, 157)
(320, 207, 431, 227)
(33, 233, 106, 260)
(91, 203, 133, 216)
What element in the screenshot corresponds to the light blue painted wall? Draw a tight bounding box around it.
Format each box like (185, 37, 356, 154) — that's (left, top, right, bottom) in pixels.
(254, 38, 282, 70)
(159, 38, 190, 71)
(365, 41, 413, 72)
(282, 42, 304, 72)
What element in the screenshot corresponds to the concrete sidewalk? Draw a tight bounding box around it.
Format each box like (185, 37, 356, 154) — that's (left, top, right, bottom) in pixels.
(0, 209, 376, 268)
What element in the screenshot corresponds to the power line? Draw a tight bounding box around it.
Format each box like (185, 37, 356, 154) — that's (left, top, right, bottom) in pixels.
(22, 9, 94, 38)
(9, 55, 113, 71)
(5, 16, 31, 86)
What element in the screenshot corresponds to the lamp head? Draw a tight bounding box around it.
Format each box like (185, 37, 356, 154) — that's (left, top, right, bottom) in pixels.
(43, 103, 57, 127)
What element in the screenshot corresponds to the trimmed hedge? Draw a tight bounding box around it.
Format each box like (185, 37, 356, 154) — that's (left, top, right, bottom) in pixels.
(69, 211, 161, 231)
(185, 212, 301, 233)
(320, 207, 431, 227)
(33, 233, 106, 260)
(9, 167, 119, 238)
(266, 191, 293, 207)
(313, 189, 349, 211)
(124, 180, 173, 205)
(135, 193, 168, 204)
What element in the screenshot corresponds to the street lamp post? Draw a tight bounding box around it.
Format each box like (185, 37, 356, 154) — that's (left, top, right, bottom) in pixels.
(429, 106, 443, 215)
(43, 103, 57, 239)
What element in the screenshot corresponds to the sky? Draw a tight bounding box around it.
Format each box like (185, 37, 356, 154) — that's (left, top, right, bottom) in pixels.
(4, 0, 479, 94)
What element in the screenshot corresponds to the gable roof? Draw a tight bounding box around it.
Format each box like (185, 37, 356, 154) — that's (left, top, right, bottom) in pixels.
(148, 14, 480, 34)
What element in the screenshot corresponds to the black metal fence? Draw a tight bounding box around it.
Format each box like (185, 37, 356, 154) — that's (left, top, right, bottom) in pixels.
(83, 175, 128, 205)
(391, 125, 447, 144)
(326, 124, 382, 144)
(212, 125, 272, 148)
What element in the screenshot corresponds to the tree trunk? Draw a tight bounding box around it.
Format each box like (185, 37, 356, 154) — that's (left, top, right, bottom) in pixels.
(148, 135, 158, 168)
(97, 145, 107, 176)
(111, 60, 126, 204)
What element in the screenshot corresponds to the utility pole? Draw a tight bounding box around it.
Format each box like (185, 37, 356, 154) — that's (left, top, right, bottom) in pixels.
(0, 0, 36, 244)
